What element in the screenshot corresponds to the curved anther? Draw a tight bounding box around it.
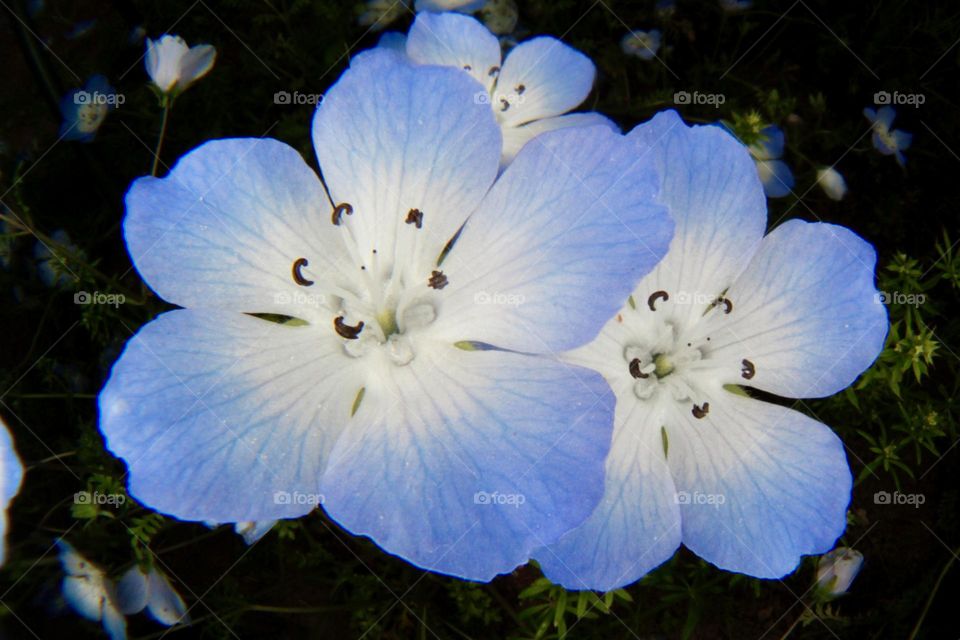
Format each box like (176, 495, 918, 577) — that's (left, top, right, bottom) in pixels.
(428, 270, 448, 290)
(405, 208, 424, 229)
(291, 258, 314, 286)
(499, 97, 510, 112)
(332, 202, 353, 226)
(741, 358, 755, 380)
(334, 316, 364, 340)
(716, 296, 733, 314)
(629, 358, 650, 379)
(516, 84, 526, 95)
(488, 65, 500, 77)
(648, 290, 669, 311)
(692, 402, 710, 419)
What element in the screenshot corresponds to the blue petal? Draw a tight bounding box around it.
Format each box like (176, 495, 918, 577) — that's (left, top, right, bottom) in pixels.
(433, 124, 672, 353)
(320, 346, 616, 581)
(0, 419, 23, 566)
(123, 138, 354, 318)
(625, 110, 768, 328)
(752, 125, 785, 160)
(99, 309, 364, 522)
(708, 220, 888, 398)
(874, 105, 897, 129)
(145, 568, 189, 625)
(535, 398, 681, 591)
(115, 567, 149, 614)
(312, 48, 501, 278)
(406, 11, 502, 92)
(501, 111, 619, 166)
(668, 392, 851, 578)
(892, 129, 912, 151)
(757, 159, 794, 197)
(86, 74, 115, 99)
(376, 31, 407, 52)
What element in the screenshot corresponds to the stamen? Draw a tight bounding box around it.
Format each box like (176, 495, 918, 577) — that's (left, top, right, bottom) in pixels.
(629, 358, 649, 379)
(489, 65, 500, 77)
(428, 270, 448, 290)
(332, 202, 353, 226)
(516, 84, 526, 94)
(692, 402, 710, 419)
(715, 296, 733, 314)
(648, 290, 669, 311)
(500, 97, 510, 112)
(741, 358, 755, 379)
(334, 316, 364, 340)
(463, 64, 472, 71)
(405, 208, 424, 229)
(291, 258, 314, 286)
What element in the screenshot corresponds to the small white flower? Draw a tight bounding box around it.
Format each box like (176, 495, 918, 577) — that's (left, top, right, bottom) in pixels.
(816, 547, 864, 598)
(58, 541, 126, 640)
(116, 565, 190, 626)
(145, 35, 216, 95)
(816, 167, 847, 201)
(621, 29, 661, 61)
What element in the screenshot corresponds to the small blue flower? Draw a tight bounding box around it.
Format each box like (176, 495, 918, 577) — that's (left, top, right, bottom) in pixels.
(621, 29, 662, 61)
(864, 106, 912, 166)
(396, 12, 619, 165)
(98, 50, 674, 581)
(533, 110, 888, 591)
(59, 74, 117, 142)
(116, 565, 190, 626)
(0, 417, 23, 566)
(34, 229, 79, 287)
(749, 125, 795, 198)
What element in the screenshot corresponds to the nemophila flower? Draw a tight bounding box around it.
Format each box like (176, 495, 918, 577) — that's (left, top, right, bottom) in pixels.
(401, 12, 617, 165)
(534, 110, 888, 591)
(58, 541, 126, 640)
(621, 29, 661, 61)
(99, 50, 673, 581)
(817, 166, 847, 201)
(116, 565, 190, 626)
(34, 229, 80, 287)
(749, 125, 794, 198)
(864, 106, 912, 167)
(815, 547, 863, 599)
(59, 74, 116, 142)
(145, 35, 216, 96)
(1, 417, 23, 565)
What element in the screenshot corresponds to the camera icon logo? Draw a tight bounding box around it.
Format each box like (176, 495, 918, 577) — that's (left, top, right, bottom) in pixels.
(473, 491, 491, 505)
(274, 490, 292, 504)
(873, 91, 891, 105)
(674, 91, 691, 105)
(74, 291, 91, 304)
(674, 491, 691, 504)
(874, 490, 891, 504)
(274, 91, 292, 105)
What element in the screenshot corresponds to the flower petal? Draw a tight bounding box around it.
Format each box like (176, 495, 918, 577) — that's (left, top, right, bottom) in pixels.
(535, 395, 681, 591)
(406, 12, 502, 92)
(174, 44, 216, 91)
(495, 37, 595, 126)
(115, 567, 149, 615)
(667, 391, 851, 578)
(749, 125, 784, 161)
(624, 110, 767, 328)
(708, 219, 887, 398)
(146, 568, 189, 626)
(0, 418, 23, 566)
(312, 49, 501, 279)
(320, 344, 616, 581)
(99, 309, 363, 522)
(433, 124, 672, 353)
(501, 112, 619, 166)
(124, 138, 353, 320)
(757, 159, 794, 198)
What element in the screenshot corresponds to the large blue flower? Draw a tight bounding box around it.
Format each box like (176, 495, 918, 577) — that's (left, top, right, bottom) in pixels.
(393, 11, 617, 165)
(534, 111, 888, 590)
(99, 50, 673, 581)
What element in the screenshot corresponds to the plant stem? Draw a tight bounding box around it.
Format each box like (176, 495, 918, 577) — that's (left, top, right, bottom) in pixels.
(908, 544, 960, 640)
(151, 98, 172, 176)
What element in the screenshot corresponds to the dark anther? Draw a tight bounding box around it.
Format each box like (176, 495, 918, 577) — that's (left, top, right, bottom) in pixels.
(488, 65, 500, 77)
(648, 290, 669, 311)
(428, 270, 449, 290)
(405, 208, 424, 229)
(629, 358, 649, 379)
(715, 296, 733, 314)
(463, 64, 472, 71)
(516, 83, 526, 94)
(332, 202, 353, 226)
(741, 359, 756, 380)
(334, 316, 364, 340)
(291, 258, 314, 286)
(500, 97, 510, 112)
(692, 402, 710, 419)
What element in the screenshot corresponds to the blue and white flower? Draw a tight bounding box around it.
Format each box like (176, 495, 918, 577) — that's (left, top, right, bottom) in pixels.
(99, 50, 673, 581)
(864, 106, 912, 167)
(145, 35, 216, 96)
(749, 125, 794, 198)
(116, 565, 190, 626)
(815, 547, 864, 599)
(58, 541, 126, 640)
(621, 29, 661, 61)
(0, 417, 23, 565)
(59, 75, 116, 142)
(817, 166, 847, 201)
(401, 12, 618, 165)
(534, 111, 888, 590)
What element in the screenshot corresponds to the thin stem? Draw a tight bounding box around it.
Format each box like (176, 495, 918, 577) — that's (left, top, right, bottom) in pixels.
(908, 544, 960, 640)
(151, 97, 172, 176)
